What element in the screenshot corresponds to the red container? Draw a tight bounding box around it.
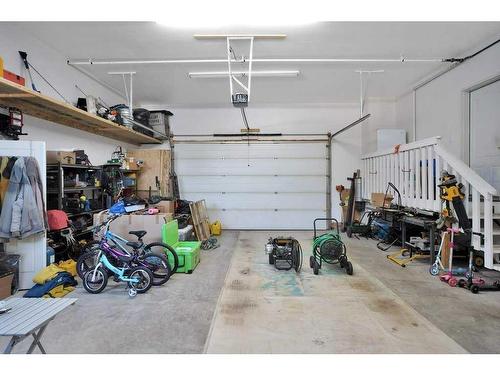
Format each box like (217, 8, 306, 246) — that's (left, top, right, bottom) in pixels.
(3, 70, 25, 86)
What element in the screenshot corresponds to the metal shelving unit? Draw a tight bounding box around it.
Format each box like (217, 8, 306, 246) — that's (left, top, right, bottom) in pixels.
(46, 163, 104, 217)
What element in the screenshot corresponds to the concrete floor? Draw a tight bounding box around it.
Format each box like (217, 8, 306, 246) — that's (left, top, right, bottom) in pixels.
(2, 230, 500, 354)
(0, 231, 238, 354)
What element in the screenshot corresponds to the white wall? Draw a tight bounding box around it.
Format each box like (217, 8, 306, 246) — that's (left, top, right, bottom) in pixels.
(395, 91, 414, 142)
(166, 102, 396, 220)
(0, 23, 135, 164)
(407, 41, 500, 160)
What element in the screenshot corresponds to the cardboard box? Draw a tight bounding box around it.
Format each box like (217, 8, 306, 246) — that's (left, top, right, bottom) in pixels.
(93, 212, 173, 244)
(47, 151, 76, 164)
(339, 189, 361, 223)
(154, 200, 175, 214)
(0, 272, 14, 300)
(371, 193, 394, 208)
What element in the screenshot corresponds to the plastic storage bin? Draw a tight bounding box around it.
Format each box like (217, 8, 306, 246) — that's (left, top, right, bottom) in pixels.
(162, 219, 201, 274)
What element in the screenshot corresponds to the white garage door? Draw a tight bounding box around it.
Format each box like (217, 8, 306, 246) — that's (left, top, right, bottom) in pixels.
(176, 141, 329, 229)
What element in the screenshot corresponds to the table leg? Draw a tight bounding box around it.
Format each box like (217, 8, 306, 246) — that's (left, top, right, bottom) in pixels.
(401, 221, 406, 249)
(430, 226, 436, 265)
(26, 324, 48, 354)
(3, 336, 20, 354)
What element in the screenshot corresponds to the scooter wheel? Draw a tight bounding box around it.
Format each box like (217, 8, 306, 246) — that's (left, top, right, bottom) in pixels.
(458, 279, 466, 288)
(128, 288, 137, 298)
(345, 261, 354, 276)
(309, 256, 315, 269)
(429, 264, 440, 276)
(470, 285, 479, 294)
(448, 278, 458, 287)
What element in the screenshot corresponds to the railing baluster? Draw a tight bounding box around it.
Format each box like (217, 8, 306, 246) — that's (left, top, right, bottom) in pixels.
(484, 193, 493, 269)
(434, 147, 441, 212)
(427, 146, 433, 211)
(415, 147, 421, 209)
(399, 151, 404, 205)
(421, 146, 428, 208)
(472, 188, 480, 251)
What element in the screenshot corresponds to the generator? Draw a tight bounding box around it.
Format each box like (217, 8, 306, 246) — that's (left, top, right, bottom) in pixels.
(265, 237, 303, 272)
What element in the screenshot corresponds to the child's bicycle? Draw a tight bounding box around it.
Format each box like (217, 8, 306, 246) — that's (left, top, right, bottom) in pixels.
(82, 243, 154, 297)
(77, 214, 176, 286)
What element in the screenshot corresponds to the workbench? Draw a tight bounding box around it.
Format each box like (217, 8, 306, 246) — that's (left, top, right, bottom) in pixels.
(398, 215, 438, 264)
(0, 297, 77, 354)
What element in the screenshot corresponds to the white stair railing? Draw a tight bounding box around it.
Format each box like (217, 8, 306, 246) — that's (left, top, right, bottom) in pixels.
(361, 136, 499, 270)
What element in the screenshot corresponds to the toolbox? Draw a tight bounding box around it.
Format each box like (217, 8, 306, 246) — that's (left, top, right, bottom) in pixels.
(3, 69, 25, 86)
(162, 219, 201, 274)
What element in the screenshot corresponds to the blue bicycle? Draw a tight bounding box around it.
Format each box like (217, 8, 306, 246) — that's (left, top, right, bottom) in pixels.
(82, 239, 154, 297)
(77, 214, 174, 286)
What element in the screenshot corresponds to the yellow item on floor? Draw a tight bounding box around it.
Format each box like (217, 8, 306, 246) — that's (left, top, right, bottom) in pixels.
(32, 264, 66, 285)
(44, 284, 75, 298)
(210, 220, 222, 236)
(58, 259, 77, 277)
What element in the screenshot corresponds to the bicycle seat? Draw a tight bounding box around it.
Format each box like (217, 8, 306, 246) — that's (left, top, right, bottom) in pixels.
(129, 230, 147, 240)
(126, 241, 142, 250)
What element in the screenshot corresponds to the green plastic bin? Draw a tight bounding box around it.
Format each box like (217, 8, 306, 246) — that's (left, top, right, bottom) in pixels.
(162, 219, 201, 274)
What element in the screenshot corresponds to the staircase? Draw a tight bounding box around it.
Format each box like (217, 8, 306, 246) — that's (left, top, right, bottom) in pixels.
(361, 136, 499, 271)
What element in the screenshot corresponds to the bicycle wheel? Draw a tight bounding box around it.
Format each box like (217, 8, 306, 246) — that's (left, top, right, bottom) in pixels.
(83, 266, 108, 294)
(82, 240, 101, 253)
(128, 266, 153, 294)
(141, 254, 172, 286)
(144, 242, 179, 274)
(77, 250, 101, 279)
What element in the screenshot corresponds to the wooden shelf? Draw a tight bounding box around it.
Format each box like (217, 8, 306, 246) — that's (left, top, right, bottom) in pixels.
(0, 77, 162, 146)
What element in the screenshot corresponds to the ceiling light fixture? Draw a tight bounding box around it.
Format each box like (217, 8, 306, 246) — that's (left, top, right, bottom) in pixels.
(193, 34, 287, 39)
(188, 70, 300, 78)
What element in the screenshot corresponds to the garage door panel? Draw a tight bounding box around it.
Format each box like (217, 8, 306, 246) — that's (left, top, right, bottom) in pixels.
(176, 141, 328, 229)
(179, 175, 326, 193)
(177, 158, 326, 176)
(176, 143, 327, 159)
(183, 192, 325, 210)
(206, 209, 327, 230)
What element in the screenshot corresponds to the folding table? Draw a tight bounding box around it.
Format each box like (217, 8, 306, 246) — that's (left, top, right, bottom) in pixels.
(0, 297, 77, 354)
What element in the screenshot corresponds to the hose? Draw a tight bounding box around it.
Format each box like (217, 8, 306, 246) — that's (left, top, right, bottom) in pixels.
(201, 237, 220, 251)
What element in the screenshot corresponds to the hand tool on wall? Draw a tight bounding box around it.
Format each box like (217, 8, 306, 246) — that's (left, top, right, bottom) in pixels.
(18, 50, 69, 103)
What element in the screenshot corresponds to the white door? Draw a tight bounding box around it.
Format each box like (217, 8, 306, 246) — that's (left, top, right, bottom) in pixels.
(470, 79, 500, 192)
(1, 141, 46, 289)
(176, 141, 328, 229)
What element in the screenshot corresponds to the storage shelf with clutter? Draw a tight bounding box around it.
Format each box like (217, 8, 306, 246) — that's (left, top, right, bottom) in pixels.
(0, 76, 162, 145)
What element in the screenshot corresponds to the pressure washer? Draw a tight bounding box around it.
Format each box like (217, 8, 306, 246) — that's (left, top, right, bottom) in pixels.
(265, 237, 303, 272)
(310, 218, 353, 276)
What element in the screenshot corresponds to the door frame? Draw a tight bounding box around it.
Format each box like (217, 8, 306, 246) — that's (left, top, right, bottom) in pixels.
(462, 74, 500, 166)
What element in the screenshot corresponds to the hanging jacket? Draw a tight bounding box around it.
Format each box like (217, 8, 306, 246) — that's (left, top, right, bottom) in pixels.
(25, 156, 48, 229)
(0, 157, 46, 240)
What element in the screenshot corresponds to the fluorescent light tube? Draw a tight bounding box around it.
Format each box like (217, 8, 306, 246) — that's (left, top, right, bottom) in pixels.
(188, 70, 300, 78)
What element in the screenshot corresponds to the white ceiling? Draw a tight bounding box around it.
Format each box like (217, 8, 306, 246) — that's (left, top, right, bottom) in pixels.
(17, 21, 500, 106)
